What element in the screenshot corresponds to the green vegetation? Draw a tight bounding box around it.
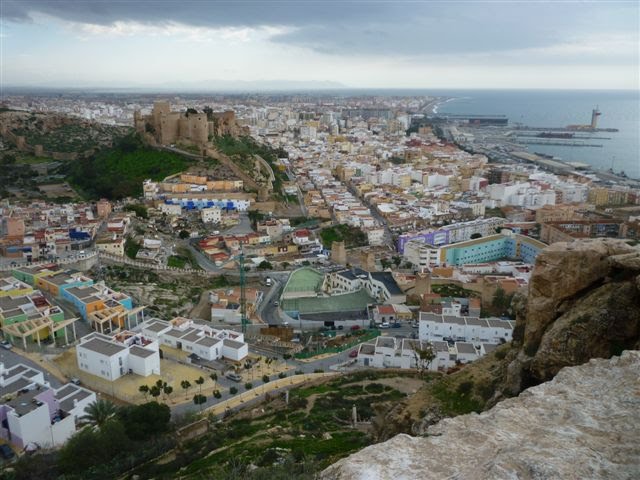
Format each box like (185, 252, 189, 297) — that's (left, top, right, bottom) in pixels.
(65, 134, 189, 199)
(319, 224, 367, 248)
(119, 372, 409, 479)
(124, 237, 140, 259)
(9, 401, 173, 480)
(213, 135, 288, 195)
(167, 255, 188, 268)
(485, 207, 506, 218)
(431, 380, 483, 416)
(431, 283, 478, 298)
(12, 122, 128, 153)
(123, 203, 148, 219)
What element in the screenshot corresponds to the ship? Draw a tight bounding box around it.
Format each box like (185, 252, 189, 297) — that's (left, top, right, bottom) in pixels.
(537, 132, 574, 139)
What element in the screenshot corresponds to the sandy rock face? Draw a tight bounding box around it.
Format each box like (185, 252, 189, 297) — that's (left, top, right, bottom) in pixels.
(322, 351, 640, 480)
(505, 239, 640, 392)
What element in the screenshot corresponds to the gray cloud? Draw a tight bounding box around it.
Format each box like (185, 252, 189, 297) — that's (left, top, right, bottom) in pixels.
(2, 0, 638, 58)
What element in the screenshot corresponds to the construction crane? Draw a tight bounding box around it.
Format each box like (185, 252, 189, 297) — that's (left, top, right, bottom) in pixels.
(238, 246, 248, 334)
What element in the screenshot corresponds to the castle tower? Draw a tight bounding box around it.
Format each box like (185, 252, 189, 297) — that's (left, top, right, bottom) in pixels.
(257, 187, 269, 202)
(331, 241, 347, 266)
(361, 251, 376, 272)
(414, 271, 432, 296)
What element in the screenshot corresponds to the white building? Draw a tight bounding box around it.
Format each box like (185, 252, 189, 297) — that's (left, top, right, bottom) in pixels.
(356, 337, 455, 371)
(0, 363, 96, 449)
(159, 203, 182, 216)
(366, 227, 385, 246)
(201, 206, 222, 224)
(139, 317, 249, 362)
(76, 331, 160, 381)
(418, 313, 514, 344)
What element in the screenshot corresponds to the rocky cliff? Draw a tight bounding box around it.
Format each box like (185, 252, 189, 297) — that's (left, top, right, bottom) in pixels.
(503, 239, 640, 396)
(322, 350, 640, 480)
(339, 239, 640, 465)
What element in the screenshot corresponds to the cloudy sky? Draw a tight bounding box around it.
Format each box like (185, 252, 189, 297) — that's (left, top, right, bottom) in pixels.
(1, 0, 638, 90)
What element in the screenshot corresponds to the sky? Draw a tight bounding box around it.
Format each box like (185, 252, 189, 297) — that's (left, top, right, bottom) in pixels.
(1, 0, 639, 90)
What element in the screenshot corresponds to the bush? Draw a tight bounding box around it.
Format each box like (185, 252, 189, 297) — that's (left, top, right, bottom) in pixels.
(495, 349, 507, 360)
(213, 389, 222, 399)
(456, 380, 474, 396)
(229, 386, 238, 395)
(295, 369, 304, 375)
(117, 402, 171, 441)
(262, 375, 270, 383)
(278, 372, 287, 379)
(244, 382, 253, 390)
(313, 369, 324, 374)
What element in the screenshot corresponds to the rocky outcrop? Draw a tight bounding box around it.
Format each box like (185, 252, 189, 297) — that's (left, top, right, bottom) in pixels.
(504, 239, 640, 394)
(322, 351, 640, 480)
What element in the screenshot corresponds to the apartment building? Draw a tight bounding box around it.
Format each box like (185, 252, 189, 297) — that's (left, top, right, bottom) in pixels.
(418, 312, 515, 344)
(76, 331, 160, 381)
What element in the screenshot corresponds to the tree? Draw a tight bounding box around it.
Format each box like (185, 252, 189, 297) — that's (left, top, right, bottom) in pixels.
(181, 380, 192, 399)
(117, 402, 171, 441)
(179, 230, 190, 239)
(139, 384, 149, 401)
(262, 375, 270, 383)
(163, 385, 173, 402)
(149, 385, 162, 402)
(195, 376, 205, 393)
(80, 399, 118, 428)
(257, 260, 273, 270)
(380, 258, 391, 269)
(392, 256, 402, 267)
(229, 386, 238, 395)
(244, 382, 253, 390)
(210, 372, 218, 390)
(413, 343, 436, 376)
(193, 393, 207, 411)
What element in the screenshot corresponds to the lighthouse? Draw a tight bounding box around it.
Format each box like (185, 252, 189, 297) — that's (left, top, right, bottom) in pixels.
(590, 107, 601, 129)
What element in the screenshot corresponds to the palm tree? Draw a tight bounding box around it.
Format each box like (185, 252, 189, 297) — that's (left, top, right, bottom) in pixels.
(139, 385, 149, 401)
(181, 380, 191, 399)
(209, 373, 218, 391)
(80, 399, 118, 428)
(195, 376, 204, 394)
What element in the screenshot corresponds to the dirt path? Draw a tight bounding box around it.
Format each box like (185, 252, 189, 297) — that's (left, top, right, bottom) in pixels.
(190, 290, 211, 320)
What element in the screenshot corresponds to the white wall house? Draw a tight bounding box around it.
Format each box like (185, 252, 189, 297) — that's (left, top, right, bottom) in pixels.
(139, 318, 249, 362)
(0, 363, 96, 449)
(76, 332, 160, 381)
(419, 313, 514, 345)
(356, 338, 455, 371)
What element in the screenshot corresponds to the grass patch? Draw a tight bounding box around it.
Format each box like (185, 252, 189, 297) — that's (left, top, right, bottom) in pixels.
(65, 134, 189, 199)
(431, 380, 483, 416)
(319, 224, 367, 249)
(167, 255, 188, 268)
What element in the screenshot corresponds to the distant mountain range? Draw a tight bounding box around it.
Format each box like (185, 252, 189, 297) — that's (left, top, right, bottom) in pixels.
(2, 79, 347, 93)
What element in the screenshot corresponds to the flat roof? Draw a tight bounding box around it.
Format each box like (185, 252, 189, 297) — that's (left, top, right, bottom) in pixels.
(196, 336, 220, 348)
(59, 390, 92, 413)
(129, 345, 156, 358)
(456, 342, 477, 354)
(223, 338, 245, 349)
(144, 320, 171, 333)
(79, 338, 127, 357)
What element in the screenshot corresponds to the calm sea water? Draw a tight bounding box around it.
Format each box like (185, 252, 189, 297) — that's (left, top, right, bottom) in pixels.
(434, 89, 640, 179)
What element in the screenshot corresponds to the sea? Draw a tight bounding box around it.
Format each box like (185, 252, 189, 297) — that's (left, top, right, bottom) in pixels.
(432, 89, 640, 180)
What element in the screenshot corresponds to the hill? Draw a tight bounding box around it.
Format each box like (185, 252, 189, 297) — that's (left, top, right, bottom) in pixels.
(65, 134, 190, 199)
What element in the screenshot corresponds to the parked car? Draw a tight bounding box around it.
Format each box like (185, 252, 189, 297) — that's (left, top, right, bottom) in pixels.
(391, 322, 402, 328)
(349, 350, 358, 358)
(350, 325, 361, 331)
(69, 377, 81, 386)
(225, 372, 242, 382)
(411, 322, 419, 329)
(380, 322, 391, 329)
(273, 301, 279, 306)
(0, 444, 15, 460)
(0, 340, 12, 350)
(337, 325, 344, 330)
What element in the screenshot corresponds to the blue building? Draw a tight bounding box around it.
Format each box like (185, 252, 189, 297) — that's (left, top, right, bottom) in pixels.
(441, 233, 546, 266)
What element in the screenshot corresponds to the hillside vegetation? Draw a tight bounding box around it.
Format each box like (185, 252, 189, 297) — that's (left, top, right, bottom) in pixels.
(65, 134, 189, 199)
